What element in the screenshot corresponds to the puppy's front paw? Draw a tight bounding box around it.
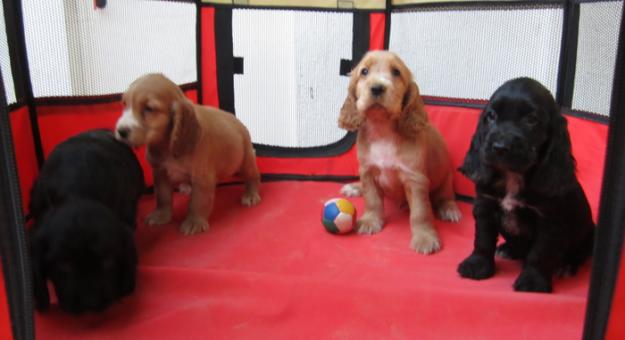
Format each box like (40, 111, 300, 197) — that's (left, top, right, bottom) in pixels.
(436, 201, 461, 223)
(180, 216, 209, 236)
(145, 209, 172, 226)
(410, 228, 441, 255)
(356, 215, 383, 235)
(457, 254, 495, 280)
(241, 191, 261, 206)
(495, 242, 525, 260)
(340, 183, 362, 197)
(513, 267, 552, 293)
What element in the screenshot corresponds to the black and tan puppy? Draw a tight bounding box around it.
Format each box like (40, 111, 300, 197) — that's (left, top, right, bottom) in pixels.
(29, 129, 144, 313)
(457, 78, 594, 293)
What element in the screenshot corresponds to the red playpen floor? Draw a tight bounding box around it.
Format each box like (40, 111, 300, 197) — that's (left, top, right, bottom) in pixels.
(34, 181, 591, 340)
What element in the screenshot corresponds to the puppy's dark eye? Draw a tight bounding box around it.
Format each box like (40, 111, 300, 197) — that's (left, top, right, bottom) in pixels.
(361, 68, 368, 76)
(392, 68, 401, 77)
(144, 106, 154, 114)
(485, 110, 497, 123)
(525, 113, 539, 127)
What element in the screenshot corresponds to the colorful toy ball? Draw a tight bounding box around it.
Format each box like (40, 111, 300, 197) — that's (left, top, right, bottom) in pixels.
(322, 198, 356, 234)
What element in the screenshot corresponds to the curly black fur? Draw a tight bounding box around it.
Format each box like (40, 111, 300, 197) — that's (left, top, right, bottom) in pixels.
(29, 129, 145, 313)
(457, 78, 595, 293)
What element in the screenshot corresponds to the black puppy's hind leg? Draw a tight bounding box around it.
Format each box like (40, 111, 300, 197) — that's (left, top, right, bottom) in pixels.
(557, 228, 595, 277)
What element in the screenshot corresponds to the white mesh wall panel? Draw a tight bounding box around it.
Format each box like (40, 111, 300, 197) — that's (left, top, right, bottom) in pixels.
(22, 0, 195, 98)
(572, 1, 623, 117)
(22, 1, 72, 98)
(232, 9, 351, 147)
(390, 6, 563, 100)
(0, 0, 16, 104)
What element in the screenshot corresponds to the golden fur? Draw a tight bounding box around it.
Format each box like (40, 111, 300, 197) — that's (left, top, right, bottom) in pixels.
(338, 51, 460, 254)
(115, 73, 260, 235)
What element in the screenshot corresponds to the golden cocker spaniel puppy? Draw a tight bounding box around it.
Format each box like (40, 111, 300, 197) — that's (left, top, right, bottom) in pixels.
(115, 73, 261, 235)
(338, 51, 461, 254)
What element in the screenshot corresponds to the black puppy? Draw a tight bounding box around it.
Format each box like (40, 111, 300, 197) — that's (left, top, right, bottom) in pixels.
(29, 129, 144, 313)
(457, 78, 594, 293)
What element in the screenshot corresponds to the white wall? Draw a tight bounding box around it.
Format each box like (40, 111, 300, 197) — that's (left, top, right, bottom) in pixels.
(22, 1, 73, 98)
(22, 0, 196, 97)
(573, 1, 623, 116)
(0, 0, 17, 104)
(390, 7, 563, 101)
(232, 9, 351, 147)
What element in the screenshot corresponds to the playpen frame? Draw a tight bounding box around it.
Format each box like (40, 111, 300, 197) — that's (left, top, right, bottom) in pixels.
(0, 0, 624, 339)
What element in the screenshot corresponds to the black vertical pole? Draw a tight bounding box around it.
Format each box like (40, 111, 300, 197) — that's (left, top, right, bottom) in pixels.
(0, 67, 35, 340)
(556, 0, 580, 108)
(383, 0, 391, 50)
(3, 0, 45, 168)
(583, 3, 625, 339)
(195, 0, 204, 105)
(214, 7, 235, 114)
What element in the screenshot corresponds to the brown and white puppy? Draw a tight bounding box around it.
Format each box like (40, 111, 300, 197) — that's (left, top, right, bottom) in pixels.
(339, 51, 461, 254)
(115, 73, 261, 235)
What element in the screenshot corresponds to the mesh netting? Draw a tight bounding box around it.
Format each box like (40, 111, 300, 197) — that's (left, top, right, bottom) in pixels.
(0, 0, 16, 104)
(389, 5, 563, 101)
(21, 0, 196, 98)
(232, 9, 351, 148)
(572, 0, 623, 117)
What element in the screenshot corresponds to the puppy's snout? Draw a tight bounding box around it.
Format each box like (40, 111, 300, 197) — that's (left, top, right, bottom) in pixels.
(371, 84, 386, 97)
(491, 141, 510, 155)
(116, 127, 130, 140)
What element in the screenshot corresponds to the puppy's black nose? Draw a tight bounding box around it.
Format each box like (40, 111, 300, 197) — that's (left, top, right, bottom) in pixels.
(492, 141, 510, 155)
(117, 128, 129, 139)
(371, 84, 385, 97)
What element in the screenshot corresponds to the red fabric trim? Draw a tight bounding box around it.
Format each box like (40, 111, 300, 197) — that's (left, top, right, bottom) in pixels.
(567, 116, 607, 220)
(9, 106, 39, 213)
(30, 99, 607, 219)
(257, 145, 358, 177)
(607, 246, 625, 340)
(426, 105, 479, 198)
(254, 105, 606, 222)
(423, 95, 488, 106)
(36, 103, 153, 186)
(0, 262, 12, 340)
(427, 106, 606, 219)
(369, 12, 385, 51)
(200, 7, 219, 107)
(33, 90, 198, 187)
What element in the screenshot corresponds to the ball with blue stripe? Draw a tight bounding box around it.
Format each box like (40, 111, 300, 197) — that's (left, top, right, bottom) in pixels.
(322, 198, 356, 234)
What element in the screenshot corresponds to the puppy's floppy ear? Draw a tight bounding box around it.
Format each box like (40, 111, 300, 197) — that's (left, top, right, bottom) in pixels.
(29, 228, 50, 311)
(338, 71, 364, 131)
(528, 114, 577, 195)
(398, 81, 428, 138)
(170, 99, 199, 158)
(460, 109, 489, 182)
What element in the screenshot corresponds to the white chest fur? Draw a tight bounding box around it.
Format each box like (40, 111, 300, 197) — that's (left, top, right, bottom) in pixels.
(500, 173, 524, 235)
(361, 120, 412, 174)
(367, 139, 401, 169)
(501, 173, 524, 212)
